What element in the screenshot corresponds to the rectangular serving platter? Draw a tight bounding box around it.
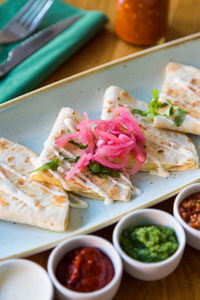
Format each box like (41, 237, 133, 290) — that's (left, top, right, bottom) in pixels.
(0, 33, 200, 261)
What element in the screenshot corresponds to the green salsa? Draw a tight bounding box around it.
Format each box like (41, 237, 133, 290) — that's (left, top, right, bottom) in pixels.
(120, 225, 179, 263)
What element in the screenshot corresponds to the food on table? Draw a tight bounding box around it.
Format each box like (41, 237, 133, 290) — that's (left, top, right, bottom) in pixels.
(31, 107, 142, 204)
(101, 86, 198, 176)
(0, 260, 51, 300)
(115, 0, 169, 45)
(179, 192, 200, 230)
(119, 225, 179, 263)
(1, 61, 200, 233)
(56, 247, 114, 292)
(54, 106, 146, 177)
(132, 88, 187, 128)
(0, 138, 69, 231)
(153, 62, 200, 135)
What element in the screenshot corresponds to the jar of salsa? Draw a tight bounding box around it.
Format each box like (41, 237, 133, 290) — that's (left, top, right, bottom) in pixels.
(115, 0, 169, 45)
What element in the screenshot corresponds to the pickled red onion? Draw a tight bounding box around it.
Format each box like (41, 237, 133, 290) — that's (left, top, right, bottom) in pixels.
(55, 107, 147, 180)
(114, 107, 144, 141)
(78, 112, 95, 153)
(55, 132, 80, 147)
(65, 152, 93, 181)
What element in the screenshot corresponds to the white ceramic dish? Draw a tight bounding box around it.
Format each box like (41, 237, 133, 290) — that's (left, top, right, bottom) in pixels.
(0, 259, 54, 300)
(173, 183, 200, 250)
(0, 33, 200, 261)
(113, 209, 186, 281)
(48, 235, 122, 300)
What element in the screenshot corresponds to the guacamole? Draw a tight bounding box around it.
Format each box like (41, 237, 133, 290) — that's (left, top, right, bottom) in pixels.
(120, 225, 179, 263)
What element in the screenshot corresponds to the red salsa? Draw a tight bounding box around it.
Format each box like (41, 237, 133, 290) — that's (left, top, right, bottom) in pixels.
(56, 247, 114, 293)
(115, 0, 169, 45)
(179, 192, 200, 230)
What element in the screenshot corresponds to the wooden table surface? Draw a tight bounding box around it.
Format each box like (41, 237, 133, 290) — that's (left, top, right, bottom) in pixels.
(4, 0, 200, 299)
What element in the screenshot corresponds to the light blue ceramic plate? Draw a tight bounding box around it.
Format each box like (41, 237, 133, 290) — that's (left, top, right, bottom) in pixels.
(0, 33, 200, 261)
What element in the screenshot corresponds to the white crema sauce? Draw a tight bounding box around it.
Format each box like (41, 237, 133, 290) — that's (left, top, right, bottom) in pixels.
(0, 265, 51, 300)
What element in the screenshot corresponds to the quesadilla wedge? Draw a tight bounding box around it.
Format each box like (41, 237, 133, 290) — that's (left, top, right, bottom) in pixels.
(0, 138, 69, 231)
(101, 86, 198, 175)
(153, 62, 200, 134)
(31, 107, 138, 204)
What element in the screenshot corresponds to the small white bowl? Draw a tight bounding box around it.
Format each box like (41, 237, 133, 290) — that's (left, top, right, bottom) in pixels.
(173, 183, 200, 250)
(0, 259, 54, 300)
(48, 235, 122, 300)
(113, 208, 186, 281)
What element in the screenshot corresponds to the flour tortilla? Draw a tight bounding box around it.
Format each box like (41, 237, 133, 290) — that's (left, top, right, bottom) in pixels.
(101, 86, 198, 174)
(153, 62, 200, 135)
(0, 138, 69, 231)
(31, 108, 135, 203)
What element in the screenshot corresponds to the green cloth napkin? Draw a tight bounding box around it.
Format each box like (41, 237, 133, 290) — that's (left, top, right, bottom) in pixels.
(0, 0, 108, 104)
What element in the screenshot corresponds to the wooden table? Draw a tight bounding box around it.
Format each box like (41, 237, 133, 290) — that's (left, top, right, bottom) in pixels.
(5, 0, 200, 299)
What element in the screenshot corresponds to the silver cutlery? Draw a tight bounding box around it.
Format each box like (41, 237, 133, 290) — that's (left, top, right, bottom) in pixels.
(0, 14, 82, 77)
(0, 0, 54, 44)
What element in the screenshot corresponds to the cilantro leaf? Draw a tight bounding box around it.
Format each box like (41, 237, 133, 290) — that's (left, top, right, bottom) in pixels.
(88, 162, 120, 178)
(132, 89, 187, 127)
(174, 107, 187, 127)
(29, 158, 60, 173)
(61, 130, 88, 149)
(133, 109, 147, 117)
(168, 100, 172, 105)
(157, 102, 168, 108)
(146, 112, 155, 122)
(133, 89, 161, 121)
(88, 162, 101, 173)
(152, 88, 159, 99)
(149, 89, 159, 114)
(163, 105, 174, 118)
(63, 156, 80, 162)
(169, 106, 174, 117)
(59, 152, 80, 162)
(69, 140, 88, 149)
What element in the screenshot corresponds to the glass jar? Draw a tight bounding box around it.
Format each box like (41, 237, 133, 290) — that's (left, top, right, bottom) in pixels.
(115, 0, 169, 45)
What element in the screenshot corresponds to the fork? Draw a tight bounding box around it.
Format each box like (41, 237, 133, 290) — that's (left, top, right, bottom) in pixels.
(0, 0, 54, 44)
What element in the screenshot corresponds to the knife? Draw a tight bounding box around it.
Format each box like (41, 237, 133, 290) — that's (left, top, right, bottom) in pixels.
(0, 14, 82, 77)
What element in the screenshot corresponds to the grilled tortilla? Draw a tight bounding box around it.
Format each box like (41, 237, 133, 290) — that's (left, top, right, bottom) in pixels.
(31, 107, 136, 204)
(101, 86, 198, 175)
(153, 62, 200, 135)
(0, 138, 69, 231)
